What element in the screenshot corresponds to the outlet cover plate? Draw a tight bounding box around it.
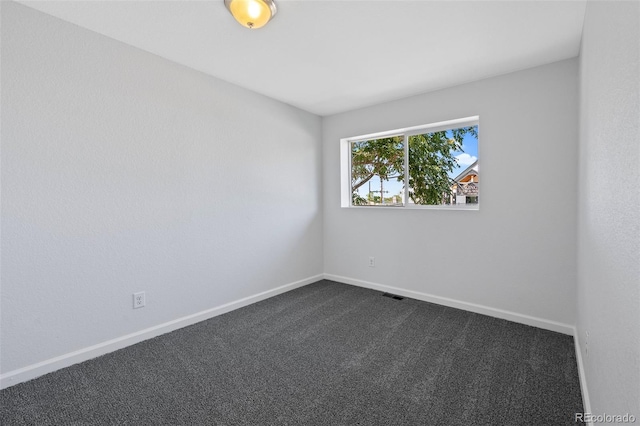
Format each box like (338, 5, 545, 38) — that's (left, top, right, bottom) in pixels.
(133, 292, 145, 309)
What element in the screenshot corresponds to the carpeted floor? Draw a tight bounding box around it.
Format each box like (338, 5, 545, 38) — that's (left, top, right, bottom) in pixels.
(0, 280, 584, 425)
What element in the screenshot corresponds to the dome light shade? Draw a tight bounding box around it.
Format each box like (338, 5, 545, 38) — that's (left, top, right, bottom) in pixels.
(224, 0, 277, 29)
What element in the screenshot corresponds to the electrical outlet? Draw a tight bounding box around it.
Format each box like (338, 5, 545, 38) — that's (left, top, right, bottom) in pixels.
(369, 257, 375, 267)
(585, 331, 589, 357)
(133, 292, 145, 309)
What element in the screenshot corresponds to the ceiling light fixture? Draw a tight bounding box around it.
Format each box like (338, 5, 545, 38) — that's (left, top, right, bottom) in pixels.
(224, 0, 277, 29)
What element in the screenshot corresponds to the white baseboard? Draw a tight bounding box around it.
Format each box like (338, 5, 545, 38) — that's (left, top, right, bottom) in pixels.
(573, 329, 594, 426)
(323, 274, 575, 335)
(0, 274, 323, 390)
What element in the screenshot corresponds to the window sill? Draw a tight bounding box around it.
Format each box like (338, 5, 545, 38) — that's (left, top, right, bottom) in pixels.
(345, 204, 479, 211)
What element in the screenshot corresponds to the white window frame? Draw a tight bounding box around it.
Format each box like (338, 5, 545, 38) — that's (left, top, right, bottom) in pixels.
(341, 116, 479, 210)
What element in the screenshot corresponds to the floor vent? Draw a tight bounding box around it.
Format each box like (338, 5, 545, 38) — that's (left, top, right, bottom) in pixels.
(382, 292, 404, 300)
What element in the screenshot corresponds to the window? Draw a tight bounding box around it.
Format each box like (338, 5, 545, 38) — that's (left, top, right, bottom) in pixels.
(351, 135, 404, 206)
(341, 116, 479, 209)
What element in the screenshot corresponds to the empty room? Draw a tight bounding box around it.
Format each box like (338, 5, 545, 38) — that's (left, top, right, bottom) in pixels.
(1, 0, 638, 425)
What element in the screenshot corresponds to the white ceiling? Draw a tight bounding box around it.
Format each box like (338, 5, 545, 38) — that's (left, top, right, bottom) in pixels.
(18, 0, 587, 116)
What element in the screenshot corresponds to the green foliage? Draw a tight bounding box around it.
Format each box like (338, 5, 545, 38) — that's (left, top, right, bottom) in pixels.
(352, 192, 368, 206)
(351, 136, 404, 190)
(351, 126, 477, 205)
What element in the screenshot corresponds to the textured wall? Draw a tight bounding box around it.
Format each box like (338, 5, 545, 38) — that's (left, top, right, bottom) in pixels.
(577, 0, 640, 417)
(1, 2, 323, 374)
(323, 59, 579, 327)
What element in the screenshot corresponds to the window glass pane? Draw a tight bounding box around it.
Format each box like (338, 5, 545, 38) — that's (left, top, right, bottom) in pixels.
(351, 136, 404, 206)
(407, 125, 478, 206)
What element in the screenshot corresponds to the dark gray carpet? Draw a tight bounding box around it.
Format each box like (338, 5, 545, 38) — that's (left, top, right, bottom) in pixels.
(1, 280, 584, 425)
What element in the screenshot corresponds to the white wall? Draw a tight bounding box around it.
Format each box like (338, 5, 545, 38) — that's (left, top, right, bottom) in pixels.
(1, 2, 322, 378)
(323, 59, 579, 330)
(577, 0, 640, 418)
